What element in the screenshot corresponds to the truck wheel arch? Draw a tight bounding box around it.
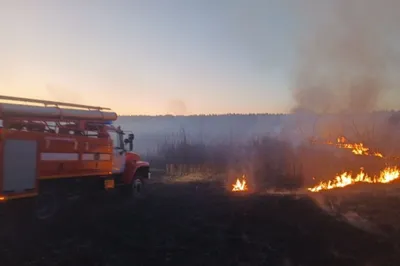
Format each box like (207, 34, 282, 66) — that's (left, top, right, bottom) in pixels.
(128, 165, 149, 198)
(133, 166, 150, 180)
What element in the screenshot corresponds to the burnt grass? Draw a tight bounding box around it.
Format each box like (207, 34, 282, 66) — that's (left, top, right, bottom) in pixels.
(1, 177, 400, 266)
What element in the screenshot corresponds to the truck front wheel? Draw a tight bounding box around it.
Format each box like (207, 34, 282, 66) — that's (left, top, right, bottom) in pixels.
(121, 177, 145, 199)
(132, 178, 144, 197)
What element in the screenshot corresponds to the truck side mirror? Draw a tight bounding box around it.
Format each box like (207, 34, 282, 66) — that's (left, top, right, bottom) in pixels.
(124, 134, 134, 151)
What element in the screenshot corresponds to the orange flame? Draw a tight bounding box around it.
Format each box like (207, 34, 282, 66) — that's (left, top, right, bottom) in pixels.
(337, 136, 346, 143)
(320, 136, 384, 158)
(308, 166, 400, 192)
(232, 175, 248, 191)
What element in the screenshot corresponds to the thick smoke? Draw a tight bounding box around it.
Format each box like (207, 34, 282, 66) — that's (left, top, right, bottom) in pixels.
(292, 0, 400, 114)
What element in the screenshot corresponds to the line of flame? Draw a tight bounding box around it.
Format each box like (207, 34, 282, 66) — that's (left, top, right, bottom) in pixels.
(308, 166, 399, 192)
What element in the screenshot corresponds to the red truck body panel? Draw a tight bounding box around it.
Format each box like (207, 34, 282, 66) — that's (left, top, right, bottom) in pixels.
(0, 95, 149, 202)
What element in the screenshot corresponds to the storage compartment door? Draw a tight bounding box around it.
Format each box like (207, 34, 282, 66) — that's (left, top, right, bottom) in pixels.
(3, 139, 37, 193)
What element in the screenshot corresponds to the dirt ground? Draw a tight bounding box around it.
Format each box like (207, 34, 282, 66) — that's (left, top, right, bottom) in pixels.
(1, 175, 400, 266)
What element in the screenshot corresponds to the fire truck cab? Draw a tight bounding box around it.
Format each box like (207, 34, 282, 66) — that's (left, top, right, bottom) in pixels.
(0, 95, 150, 220)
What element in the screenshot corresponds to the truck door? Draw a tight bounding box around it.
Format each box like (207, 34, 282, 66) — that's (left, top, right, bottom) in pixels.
(108, 130, 126, 174)
(1, 131, 38, 198)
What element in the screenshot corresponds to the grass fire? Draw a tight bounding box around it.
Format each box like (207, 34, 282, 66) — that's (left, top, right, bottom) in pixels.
(3, 114, 400, 266)
(307, 134, 400, 192)
(315, 136, 384, 158)
(308, 166, 400, 192)
(232, 175, 248, 192)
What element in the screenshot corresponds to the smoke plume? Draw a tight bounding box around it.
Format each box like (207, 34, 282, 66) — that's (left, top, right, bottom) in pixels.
(166, 99, 188, 116)
(292, 0, 400, 114)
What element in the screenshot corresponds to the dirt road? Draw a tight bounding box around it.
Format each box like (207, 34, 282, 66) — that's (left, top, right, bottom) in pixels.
(1, 178, 399, 266)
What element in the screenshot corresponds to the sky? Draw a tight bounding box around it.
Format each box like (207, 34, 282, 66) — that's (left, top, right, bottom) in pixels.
(1, 0, 399, 115)
(0, 0, 305, 115)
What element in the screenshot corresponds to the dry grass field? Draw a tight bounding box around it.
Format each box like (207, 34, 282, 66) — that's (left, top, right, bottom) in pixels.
(1, 173, 400, 266)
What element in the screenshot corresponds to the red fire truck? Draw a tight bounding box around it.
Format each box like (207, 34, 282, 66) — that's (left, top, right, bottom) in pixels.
(0, 95, 150, 220)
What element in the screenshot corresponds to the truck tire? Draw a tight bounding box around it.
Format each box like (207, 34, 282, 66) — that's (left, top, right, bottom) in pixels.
(34, 189, 60, 221)
(121, 176, 146, 199)
(132, 177, 141, 192)
(132, 177, 146, 198)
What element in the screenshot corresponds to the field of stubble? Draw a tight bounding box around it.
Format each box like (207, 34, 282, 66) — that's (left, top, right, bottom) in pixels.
(1, 175, 400, 266)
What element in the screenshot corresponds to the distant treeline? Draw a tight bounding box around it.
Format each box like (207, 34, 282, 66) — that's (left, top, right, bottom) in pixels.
(115, 111, 400, 157)
(117, 110, 399, 118)
(117, 113, 286, 118)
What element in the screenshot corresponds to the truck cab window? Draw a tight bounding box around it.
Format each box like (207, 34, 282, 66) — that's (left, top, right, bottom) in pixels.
(108, 130, 124, 149)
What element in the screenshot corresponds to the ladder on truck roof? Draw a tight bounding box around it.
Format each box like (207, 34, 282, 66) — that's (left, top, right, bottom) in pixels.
(0, 95, 111, 111)
(0, 95, 117, 123)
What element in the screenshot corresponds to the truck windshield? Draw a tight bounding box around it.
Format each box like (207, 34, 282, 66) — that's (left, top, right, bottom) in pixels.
(108, 130, 124, 149)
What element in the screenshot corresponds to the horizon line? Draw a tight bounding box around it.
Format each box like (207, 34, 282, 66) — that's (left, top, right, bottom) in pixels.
(116, 110, 400, 117)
